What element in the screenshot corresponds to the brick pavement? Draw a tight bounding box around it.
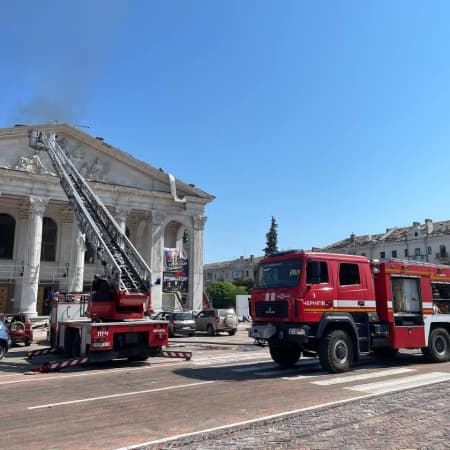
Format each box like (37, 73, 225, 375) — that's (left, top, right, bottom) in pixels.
(143, 381, 450, 450)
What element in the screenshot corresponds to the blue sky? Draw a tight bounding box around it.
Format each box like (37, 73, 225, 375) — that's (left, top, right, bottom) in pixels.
(2, 1, 450, 263)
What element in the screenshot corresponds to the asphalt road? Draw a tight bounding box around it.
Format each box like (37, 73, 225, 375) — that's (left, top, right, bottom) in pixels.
(1, 325, 450, 450)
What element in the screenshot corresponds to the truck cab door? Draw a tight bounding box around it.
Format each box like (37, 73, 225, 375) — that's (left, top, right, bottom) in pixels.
(303, 260, 334, 319)
(337, 262, 371, 309)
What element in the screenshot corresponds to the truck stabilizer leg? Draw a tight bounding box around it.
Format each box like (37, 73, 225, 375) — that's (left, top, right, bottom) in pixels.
(160, 350, 192, 360)
(29, 356, 89, 373)
(27, 347, 58, 359)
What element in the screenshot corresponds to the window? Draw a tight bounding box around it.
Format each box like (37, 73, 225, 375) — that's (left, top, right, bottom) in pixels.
(339, 263, 360, 286)
(404, 249, 408, 257)
(306, 261, 329, 284)
(254, 258, 302, 289)
(0, 214, 15, 259)
(440, 245, 447, 258)
(392, 250, 397, 258)
(431, 282, 450, 314)
(232, 270, 243, 279)
(380, 251, 386, 259)
(415, 248, 421, 256)
(427, 246, 432, 255)
(391, 277, 421, 313)
(360, 252, 366, 257)
(41, 217, 57, 261)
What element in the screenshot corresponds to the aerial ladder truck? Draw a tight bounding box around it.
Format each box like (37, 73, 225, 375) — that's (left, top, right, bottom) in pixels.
(27, 129, 190, 368)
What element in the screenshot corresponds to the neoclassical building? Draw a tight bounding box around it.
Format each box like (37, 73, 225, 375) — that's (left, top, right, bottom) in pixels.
(0, 123, 214, 316)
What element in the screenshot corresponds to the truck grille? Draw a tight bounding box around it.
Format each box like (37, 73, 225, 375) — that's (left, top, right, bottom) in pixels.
(255, 301, 288, 319)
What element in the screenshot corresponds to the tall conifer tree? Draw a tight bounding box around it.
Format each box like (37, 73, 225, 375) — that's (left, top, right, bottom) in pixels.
(263, 216, 279, 256)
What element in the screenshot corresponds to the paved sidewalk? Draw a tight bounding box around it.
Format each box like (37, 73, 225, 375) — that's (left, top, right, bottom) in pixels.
(143, 381, 450, 449)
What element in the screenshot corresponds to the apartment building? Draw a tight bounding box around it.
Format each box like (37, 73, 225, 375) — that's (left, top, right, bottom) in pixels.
(322, 218, 450, 264)
(204, 255, 262, 284)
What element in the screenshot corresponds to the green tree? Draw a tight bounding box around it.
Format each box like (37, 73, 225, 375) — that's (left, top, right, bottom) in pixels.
(232, 278, 254, 293)
(206, 281, 237, 308)
(263, 216, 279, 256)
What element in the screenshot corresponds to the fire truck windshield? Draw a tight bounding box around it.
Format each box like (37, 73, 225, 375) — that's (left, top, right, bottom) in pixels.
(254, 258, 302, 289)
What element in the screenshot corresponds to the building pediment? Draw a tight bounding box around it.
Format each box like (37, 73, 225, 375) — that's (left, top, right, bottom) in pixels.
(0, 123, 214, 203)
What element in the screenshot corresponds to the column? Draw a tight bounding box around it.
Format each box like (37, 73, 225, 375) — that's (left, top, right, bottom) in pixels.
(19, 196, 49, 316)
(114, 207, 129, 234)
(190, 215, 207, 311)
(149, 211, 165, 311)
(68, 221, 86, 292)
(58, 207, 73, 292)
(12, 203, 30, 313)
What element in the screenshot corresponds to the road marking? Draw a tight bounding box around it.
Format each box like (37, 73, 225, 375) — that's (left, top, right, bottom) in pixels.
(308, 367, 415, 385)
(346, 371, 450, 394)
(191, 351, 269, 366)
(232, 362, 278, 372)
(256, 359, 320, 376)
(112, 392, 383, 450)
(27, 380, 215, 410)
(0, 361, 184, 385)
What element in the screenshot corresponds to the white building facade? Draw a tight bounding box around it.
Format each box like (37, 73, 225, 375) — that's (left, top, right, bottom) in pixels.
(0, 123, 214, 316)
(322, 219, 450, 265)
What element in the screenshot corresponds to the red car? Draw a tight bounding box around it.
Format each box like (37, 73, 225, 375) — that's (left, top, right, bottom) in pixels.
(1, 314, 33, 346)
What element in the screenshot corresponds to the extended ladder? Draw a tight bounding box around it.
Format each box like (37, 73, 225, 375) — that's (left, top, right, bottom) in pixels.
(28, 129, 152, 296)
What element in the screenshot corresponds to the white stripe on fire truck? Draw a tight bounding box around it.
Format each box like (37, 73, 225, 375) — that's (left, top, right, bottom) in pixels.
(332, 300, 377, 308)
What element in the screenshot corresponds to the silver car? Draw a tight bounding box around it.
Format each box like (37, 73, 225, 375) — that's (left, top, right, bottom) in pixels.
(194, 308, 238, 336)
(153, 311, 196, 337)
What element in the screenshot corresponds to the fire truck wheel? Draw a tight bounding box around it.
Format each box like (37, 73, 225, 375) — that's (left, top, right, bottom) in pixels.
(148, 346, 162, 357)
(269, 342, 301, 367)
(72, 332, 81, 357)
(422, 328, 450, 363)
(320, 329, 353, 373)
(128, 351, 151, 361)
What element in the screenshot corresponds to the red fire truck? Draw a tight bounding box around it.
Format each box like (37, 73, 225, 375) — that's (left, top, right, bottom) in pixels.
(249, 250, 450, 373)
(28, 129, 169, 364)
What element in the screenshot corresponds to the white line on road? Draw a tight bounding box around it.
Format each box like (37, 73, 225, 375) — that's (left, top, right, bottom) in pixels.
(308, 367, 415, 385)
(0, 361, 184, 385)
(256, 359, 320, 377)
(232, 362, 277, 372)
(113, 392, 378, 450)
(346, 371, 450, 394)
(27, 380, 215, 410)
(191, 351, 269, 365)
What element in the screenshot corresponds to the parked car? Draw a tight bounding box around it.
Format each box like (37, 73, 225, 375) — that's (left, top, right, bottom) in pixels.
(1, 313, 33, 346)
(0, 318, 11, 359)
(194, 308, 238, 336)
(153, 311, 196, 337)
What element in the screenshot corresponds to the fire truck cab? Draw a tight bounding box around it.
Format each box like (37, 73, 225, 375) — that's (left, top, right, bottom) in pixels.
(249, 250, 450, 372)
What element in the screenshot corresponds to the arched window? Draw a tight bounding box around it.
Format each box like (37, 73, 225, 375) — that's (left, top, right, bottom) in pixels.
(0, 214, 15, 259)
(41, 217, 57, 261)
